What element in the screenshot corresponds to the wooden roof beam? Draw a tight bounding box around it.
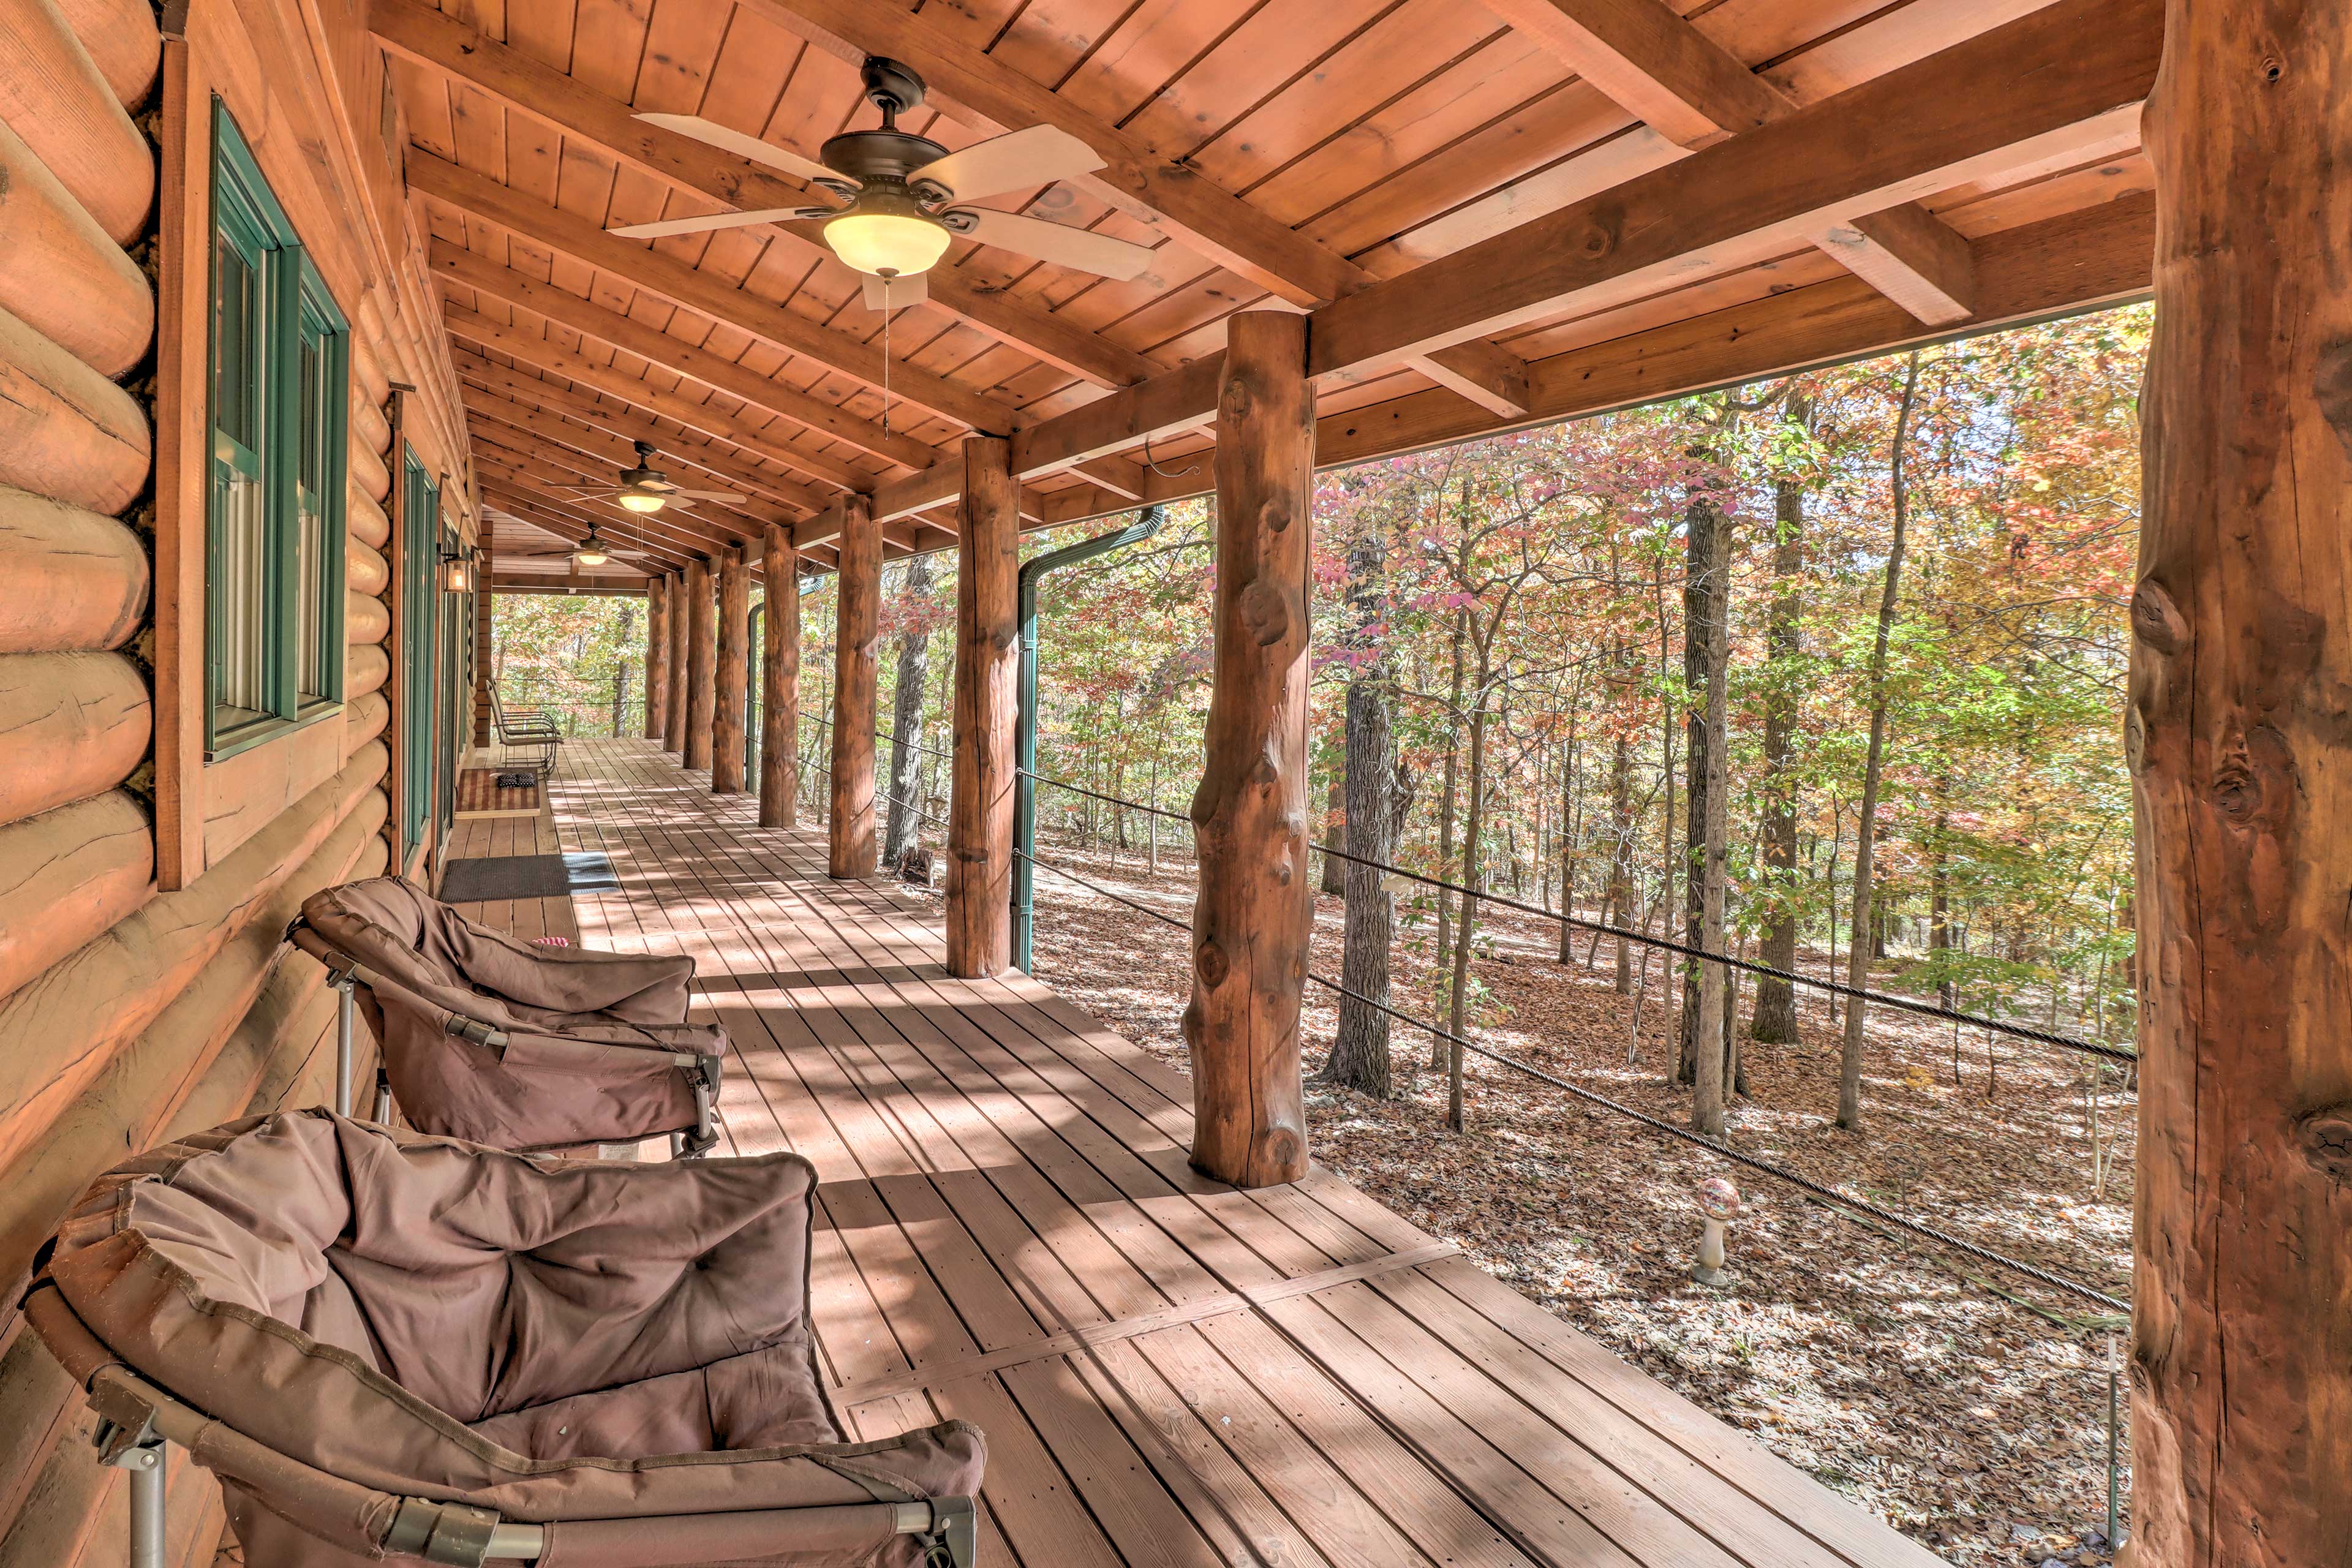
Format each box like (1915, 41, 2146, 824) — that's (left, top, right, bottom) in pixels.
(739, 0, 1529, 416)
(468, 429, 789, 546)
(442, 304, 846, 507)
(409, 153, 1020, 435)
(372, 0, 1152, 392)
(488, 575, 650, 596)
(432, 242, 938, 473)
(867, 0, 2154, 514)
(477, 478, 733, 565)
(453, 355, 830, 514)
(1477, 0, 1981, 326)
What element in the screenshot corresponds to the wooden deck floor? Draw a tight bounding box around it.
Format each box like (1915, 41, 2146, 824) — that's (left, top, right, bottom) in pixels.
(461, 736, 1943, 1568)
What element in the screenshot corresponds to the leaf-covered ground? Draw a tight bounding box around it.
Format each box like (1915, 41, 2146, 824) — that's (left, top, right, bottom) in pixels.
(1013, 838, 2135, 1568)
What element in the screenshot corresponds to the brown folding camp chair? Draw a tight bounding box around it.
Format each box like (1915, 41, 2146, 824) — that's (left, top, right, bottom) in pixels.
(288, 876, 722, 1156)
(24, 1110, 986, 1567)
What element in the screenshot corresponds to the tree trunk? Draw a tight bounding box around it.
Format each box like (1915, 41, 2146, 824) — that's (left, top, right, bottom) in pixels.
(829, 498, 880, 879)
(883, 552, 935, 864)
(1608, 721, 1634, 990)
(1185, 313, 1313, 1188)
(711, 544, 748, 792)
(1321, 771, 1346, 895)
(1432, 602, 1468, 997)
(1928, 794, 1954, 1005)
(759, 526, 799, 828)
(1838, 350, 1921, 1130)
(1750, 396, 1809, 1042)
(1446, 691, 1491, 1132)
(684, 556, 716, 773)
(1679, 446, 1732, 1088)
(1324, 522, 1397, 1098)
(948, 436, 1017, 978)
(1694, 523, 1731, 1136)
(2133, 8, 2352, 1558)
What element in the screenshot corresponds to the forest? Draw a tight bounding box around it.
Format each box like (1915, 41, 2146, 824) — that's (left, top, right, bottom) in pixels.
(494, 304, 2148, 1565)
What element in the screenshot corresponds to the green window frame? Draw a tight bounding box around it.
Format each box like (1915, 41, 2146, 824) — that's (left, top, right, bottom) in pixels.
(205, 99, 349, 759)
(401, 452, 440, 850)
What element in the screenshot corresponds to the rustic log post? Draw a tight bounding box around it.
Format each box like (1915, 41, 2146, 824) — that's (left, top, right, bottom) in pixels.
(948, 437, 1019, 977)
(829, 497, 880, 878)
(1184, 311, 1314, 1189)
(760, 522, 800, 827)
(712, 543, 750, 792)
(664, 564, 689, 755)
(684, 556, 715, 772)
(643, 575, 668, 741)
(472, 540, 492, 748)
(2132, 6, 2352, 1561)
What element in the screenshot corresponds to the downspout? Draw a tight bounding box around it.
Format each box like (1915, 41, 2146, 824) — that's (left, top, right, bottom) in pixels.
(1014, 505, 1166, 970)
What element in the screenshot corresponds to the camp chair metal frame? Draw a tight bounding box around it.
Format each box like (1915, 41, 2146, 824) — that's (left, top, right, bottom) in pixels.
(486, 687, 561, 778)
(299, 929, 723, 1158)
(80, 1362, 978, 1567)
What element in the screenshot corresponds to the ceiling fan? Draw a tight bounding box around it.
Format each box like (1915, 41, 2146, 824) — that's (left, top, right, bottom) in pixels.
(610, 57, 1156, 311)
(505, 516, 654, 570)
(542, 440, 744, 517)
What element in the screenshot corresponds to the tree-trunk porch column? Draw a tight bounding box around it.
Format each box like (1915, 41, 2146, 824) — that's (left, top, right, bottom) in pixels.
(830, 496, 880, 878)
(760, 522, 800, 828)
(712, 543, 750, 793)
(2132, 4, 2352, 1559)
(664, 565, 690, 755)
(684, 556, 716, 772)
(643, 575, 669, 742)
(948, 435, 1018, 977)
(1185, 311, 1314, 1189)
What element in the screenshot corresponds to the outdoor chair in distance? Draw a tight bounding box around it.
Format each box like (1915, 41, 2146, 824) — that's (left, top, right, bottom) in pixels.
(24, 1110, 986, 1568)
(288, 875, 723, 1156)
(488, 685, 560, 777)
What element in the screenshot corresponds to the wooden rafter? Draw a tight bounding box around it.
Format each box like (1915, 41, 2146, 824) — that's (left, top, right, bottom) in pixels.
(1476, 0, 1982, 326)
(478, 479, 725, 565)
(453, 355, 831, 514)
(737, 0, 1536, 418)
(867, 0, 2155, 521)
(467, 426, 791, 546)
(371, 0, 1154, 393)
(409, 152, 1022, 435)
(432, 243, 939, 473)
(441, 304, 850, 505)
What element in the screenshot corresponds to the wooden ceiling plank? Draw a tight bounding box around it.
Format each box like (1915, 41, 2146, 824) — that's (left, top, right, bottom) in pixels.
(481, 489, 697, 570)
(442, 301, 851, 504)
(479, 463, 746, 551)
(455, 355, 835, 511)
(480, 477, 748, 566)
(1304, 0, 2155, 372)
(469, 423, 794, 540)
(431, 241, 939, 472)
(410, 150, 1022, 434)
(372, 0, 1149, 390)
(1479, 0, 1989, 329)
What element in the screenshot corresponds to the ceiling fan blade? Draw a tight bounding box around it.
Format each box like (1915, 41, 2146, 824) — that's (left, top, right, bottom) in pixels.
(634, 114, 848, 190)
(672, 489, 745, 502)
(606, 206, 805, 240)
(910, 126, 1102, 203)
(957, 208, 1155, 281)
(861, 271, 929, 312)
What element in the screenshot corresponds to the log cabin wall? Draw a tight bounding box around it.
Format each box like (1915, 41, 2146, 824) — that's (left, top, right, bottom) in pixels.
(0, 0, 473, 1560)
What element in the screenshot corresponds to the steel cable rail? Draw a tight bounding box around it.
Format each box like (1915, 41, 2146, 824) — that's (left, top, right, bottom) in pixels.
(1005, 830, 2126, 1313)
(1010, 762, 2136, 1066)
(791, 717, 2128, 1312)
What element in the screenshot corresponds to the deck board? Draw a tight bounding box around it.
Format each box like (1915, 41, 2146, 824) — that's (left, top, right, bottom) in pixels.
(459, 737, 1945, 1568)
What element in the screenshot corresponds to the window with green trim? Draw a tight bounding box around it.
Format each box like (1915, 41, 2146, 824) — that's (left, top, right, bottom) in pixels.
(401, 453, 440, 850)
(206, 100, 349, 758)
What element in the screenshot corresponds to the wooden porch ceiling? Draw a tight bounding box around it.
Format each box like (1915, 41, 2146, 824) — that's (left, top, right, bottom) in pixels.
(389, 0, 2158, 569)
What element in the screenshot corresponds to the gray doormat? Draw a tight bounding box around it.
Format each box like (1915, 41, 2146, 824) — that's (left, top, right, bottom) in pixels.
(440, 852, 619, 903)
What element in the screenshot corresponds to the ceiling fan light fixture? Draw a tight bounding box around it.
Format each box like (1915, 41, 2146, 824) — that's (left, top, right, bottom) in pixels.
(573, 545, 612, 567)
(824, 187, 952, 277)
(618, 491, 666, 514)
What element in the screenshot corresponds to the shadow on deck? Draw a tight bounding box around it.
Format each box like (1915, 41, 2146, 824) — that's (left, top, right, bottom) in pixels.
(458, 736, 1942, 1568)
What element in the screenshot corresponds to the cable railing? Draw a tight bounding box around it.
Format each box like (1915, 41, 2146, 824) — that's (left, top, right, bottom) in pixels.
(790, 715, 2129, 1315)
